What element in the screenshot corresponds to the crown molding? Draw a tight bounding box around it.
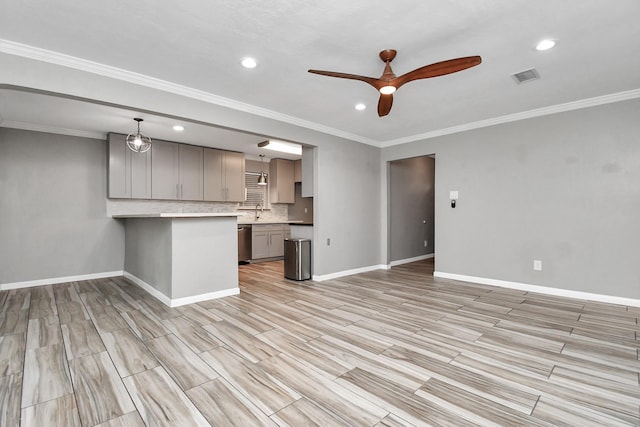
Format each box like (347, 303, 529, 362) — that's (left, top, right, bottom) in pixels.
(0, 120, 105, 140)
(2, 39, 638, 149)
(0, 39, 379, 146)
(381, 88, 640, 147)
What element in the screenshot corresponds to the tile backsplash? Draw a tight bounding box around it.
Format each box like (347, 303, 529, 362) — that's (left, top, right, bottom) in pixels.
(107, 199, 288, 223)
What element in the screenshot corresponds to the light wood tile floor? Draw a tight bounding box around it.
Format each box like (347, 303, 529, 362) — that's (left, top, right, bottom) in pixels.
(1, 259, 639, 426)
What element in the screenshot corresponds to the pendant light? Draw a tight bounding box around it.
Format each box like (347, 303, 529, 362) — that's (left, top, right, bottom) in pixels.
(257, 154, 267, 186)
(126, 118, 152, 153)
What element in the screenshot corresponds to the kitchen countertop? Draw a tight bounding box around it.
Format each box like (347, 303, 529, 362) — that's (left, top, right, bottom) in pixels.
(114, 214, 313, 225)
(113, 212, 246, 218)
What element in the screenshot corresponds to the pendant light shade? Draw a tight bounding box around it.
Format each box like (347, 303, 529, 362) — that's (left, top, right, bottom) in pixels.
(257, 154, 267, 186)
(126, 118, 152, 153)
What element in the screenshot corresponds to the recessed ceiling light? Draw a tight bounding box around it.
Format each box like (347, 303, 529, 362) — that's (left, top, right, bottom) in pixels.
(241, 57, 257, 69)
(355, 103, 366, 111)
(535, 39, 556, 51)
(172, 125, 184, 131)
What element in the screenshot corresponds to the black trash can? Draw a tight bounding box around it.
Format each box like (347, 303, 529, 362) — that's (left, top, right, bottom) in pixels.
(284, 238, 311, 280)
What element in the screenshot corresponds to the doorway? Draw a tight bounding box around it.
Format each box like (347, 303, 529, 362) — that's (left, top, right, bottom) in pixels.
(388, 155, 435, 267)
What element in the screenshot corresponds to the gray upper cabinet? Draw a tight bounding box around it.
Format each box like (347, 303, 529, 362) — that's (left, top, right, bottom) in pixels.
(203, 149, 245, 202)
(224, 151, 246, 202)
(151, 140, 180, 200)
(109, 134, 244, 202)
(179, 144, 204, 200)
(152, 140, 203, 200)
(269, 158, 295, 204)
(108, 133, 151, 199)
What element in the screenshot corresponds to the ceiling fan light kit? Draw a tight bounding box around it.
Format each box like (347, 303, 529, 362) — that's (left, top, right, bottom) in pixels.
(125, 118, 152, 153)
(309, 49, 481, 117)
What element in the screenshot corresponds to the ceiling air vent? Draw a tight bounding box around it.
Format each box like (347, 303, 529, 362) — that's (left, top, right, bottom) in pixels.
(511, 68, 540, 84)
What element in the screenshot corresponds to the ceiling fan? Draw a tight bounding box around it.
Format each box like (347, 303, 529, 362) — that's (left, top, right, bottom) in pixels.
(308, 50, 481, 117)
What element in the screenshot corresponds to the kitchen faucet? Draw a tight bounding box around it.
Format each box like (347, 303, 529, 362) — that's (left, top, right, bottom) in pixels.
(255, 203, 263, 220)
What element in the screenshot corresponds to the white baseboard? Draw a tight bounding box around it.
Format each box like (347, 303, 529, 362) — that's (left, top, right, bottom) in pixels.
(389, 253, 434, 267)
(123, 272, 172, 306)
(0, 270, 124, 291)
(170, 288, 240, 307)
(123, 271, 239, 307)
(434, 271, 640, 308)
(313, 264, 390, 282)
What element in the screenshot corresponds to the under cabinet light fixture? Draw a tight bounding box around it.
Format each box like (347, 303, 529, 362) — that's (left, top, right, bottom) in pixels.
(126, 118, 152, 153)
(258, 140, 302, 156)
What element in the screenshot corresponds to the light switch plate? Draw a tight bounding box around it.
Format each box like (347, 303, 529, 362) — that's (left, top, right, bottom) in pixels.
(533, 260, 542, 271)
(449, 190, 459, 199)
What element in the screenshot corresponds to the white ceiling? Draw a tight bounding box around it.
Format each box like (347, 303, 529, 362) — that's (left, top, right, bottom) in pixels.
(0, 0, 639, 158)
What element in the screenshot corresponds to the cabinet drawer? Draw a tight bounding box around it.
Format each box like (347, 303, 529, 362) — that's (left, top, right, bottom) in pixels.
(252, 224, 284, 232)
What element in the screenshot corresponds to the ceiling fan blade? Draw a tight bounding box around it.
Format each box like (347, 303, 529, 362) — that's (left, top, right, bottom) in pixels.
(377, 94, 393, 117)
(308, 69, 380, 90)
(395, 56, 482, 88)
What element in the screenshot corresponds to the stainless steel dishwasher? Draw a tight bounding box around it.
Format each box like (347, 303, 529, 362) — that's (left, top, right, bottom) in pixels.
(237, 224, 252, 263)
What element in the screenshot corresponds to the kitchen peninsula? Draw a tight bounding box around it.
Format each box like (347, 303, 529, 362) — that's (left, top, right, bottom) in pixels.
(113, 213, 244, 307)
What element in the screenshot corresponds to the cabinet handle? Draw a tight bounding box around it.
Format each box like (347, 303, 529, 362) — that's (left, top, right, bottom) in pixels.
(176, 184, 179, 199)
(181, 184, 183, 199)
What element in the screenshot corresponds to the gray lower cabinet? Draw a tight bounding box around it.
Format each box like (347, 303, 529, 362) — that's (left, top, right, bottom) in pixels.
(203, 148, 245, 202)
(151, 140, 203, 200)
(108, 133, 152, 199)
(252, 224, 289, 259)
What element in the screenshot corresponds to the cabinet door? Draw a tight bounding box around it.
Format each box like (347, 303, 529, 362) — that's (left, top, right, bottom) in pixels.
(203, 148, 224, 201)
(268, 230, 285, 257)
(224, 151, 245, 202)
(252, 231, 269, 259)
(179, 144, 203, 200)
(151, 140, 179, 200)
(108, 133, 151, 199)
(108, 134, 131, 198)
(130, 146, 152, 199)
(270, 159, 295, 203)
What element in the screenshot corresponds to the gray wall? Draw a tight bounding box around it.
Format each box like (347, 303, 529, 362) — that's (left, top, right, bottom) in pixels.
(124, 217, 238, 300)
(1, 56, 385, 279)
(383, 98, 640, 299)
(0, 128, 125, 284)
(314, 139, 382, 275)
(389, 156, 435, 262)
(288, 182, 313, 223)
(124, 218, 172, 297)
(171, 217, 238, 299)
